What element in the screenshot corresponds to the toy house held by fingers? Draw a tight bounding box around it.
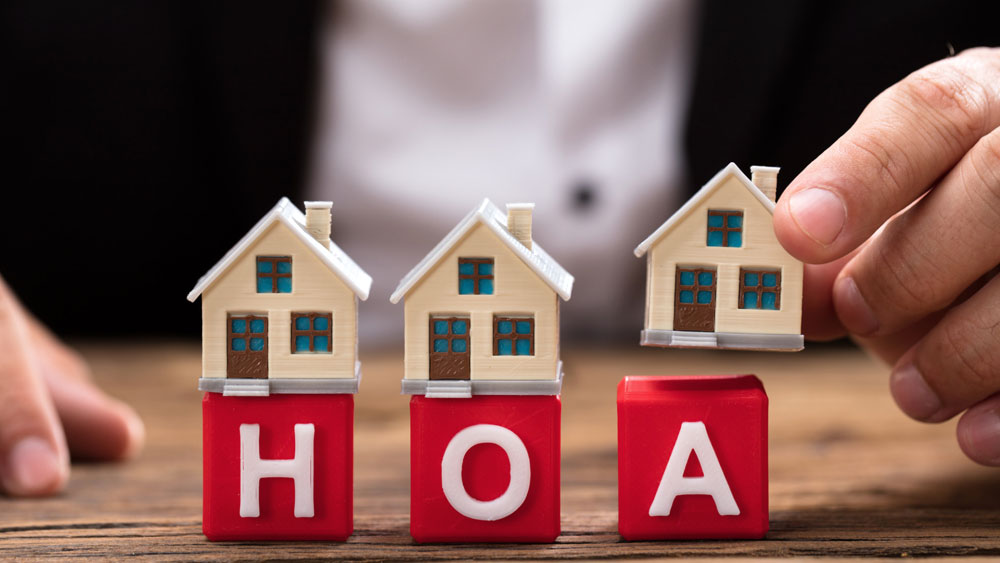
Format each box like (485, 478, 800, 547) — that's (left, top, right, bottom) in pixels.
(390, 199, 573, 543)
(187, 198, 372, 541)
(634, 163, 803, 351)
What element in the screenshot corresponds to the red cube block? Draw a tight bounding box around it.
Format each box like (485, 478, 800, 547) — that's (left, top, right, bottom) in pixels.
(409, 394, 560, 543)
(202, 393, 354, 541)
(617, 375, 768, 540)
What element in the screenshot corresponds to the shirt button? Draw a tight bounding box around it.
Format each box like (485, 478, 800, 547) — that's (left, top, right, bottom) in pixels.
(571, 180, 597, 212)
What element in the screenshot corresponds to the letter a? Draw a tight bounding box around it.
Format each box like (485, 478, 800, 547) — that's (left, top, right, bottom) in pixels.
(648, 421, 739, 516)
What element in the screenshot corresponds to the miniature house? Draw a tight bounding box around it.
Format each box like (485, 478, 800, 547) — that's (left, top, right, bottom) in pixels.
(187, 198, 371, 541)
(391, 199, 572, 543)
(634, 163, 803, 351)
(187, 198, 372, 395)
(390, 198, 573, 398)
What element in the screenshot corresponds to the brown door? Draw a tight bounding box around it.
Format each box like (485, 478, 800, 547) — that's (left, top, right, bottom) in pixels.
(674, 267, 717, 332)
(227, 314, 268, 379)
(429, 316, 470, 380)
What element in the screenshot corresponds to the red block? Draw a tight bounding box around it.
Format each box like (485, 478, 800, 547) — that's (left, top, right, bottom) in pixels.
(617, 375, 768, 540)
(410, 395, 560, 543)
(202, 393, 354, 541)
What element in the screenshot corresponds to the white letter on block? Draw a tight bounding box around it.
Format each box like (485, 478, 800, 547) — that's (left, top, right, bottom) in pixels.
(440, 424, 530, 521)
(649, 421, 739, 517)
(239, 423, 315, 518)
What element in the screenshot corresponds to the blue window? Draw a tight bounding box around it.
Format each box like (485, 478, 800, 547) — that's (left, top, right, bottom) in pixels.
(707, 210, 743, 248)
(458, 258, 495, 295)
(429, 317, 470, 358)
(494, 315, 534, 356)
(290, 312, 332, 353)
(739, 268, 781, 310)
(229, 314, 267, 353)
(676, 267, 715, 307)
(257, 256, 292, 293)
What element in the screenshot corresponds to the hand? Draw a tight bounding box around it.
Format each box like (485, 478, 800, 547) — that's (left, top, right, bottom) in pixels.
(773, 47, 1000, 466)
(0, 275, 144, 496)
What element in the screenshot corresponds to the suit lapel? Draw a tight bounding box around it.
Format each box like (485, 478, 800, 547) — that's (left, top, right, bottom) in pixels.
(684, 0, 812, 189)
(206, 0, 325, 210)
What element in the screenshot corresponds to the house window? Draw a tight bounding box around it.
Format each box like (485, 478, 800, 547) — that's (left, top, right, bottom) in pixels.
(291, 312, 332, 353)
(230, 315, 267, 352)
(740, 268, 781, 310)
(431, 317, 469, 354)
(677, 268, 715, 305)
(257, 256, 292, 293)
(458, 258, 494, 295)
(493, 316, 534, 356)
(707, 210, 743, 247)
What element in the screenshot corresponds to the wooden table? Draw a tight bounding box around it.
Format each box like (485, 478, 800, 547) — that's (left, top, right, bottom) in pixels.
(2, 342, 999, 560)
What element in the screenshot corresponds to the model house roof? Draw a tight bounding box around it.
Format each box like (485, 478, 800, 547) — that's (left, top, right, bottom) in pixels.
(389, 198, 574, 303)
(186, 197, 373, 302)
(634, 162, 776, 257)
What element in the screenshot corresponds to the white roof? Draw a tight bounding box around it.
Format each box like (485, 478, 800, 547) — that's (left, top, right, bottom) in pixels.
(634, 162, 776, 257)
(389, 198, 574, 303)
(186, 197, 373, 302)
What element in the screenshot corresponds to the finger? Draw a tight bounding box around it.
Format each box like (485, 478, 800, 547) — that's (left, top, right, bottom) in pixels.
(0, 278, 69, 496)
(956, 394, 1000, 466)
(801, 256, 853, 341)
(832, 126, 1000, 336)
(889, 272, 1000, 423)
(40, 364, 145, 461)
(774, 47, 1000, 263)
(28, 316, 145, 460)
(853, 313, 943, 366)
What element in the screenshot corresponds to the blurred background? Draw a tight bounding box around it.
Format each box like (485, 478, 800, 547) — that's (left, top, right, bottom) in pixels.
(2, 0, 997, 348)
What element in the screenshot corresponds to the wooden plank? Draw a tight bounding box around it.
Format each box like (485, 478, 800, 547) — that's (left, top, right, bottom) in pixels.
(1, 342, 998, 560)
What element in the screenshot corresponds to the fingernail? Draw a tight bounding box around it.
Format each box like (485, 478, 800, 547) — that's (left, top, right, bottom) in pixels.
(959, 407, 1000, 465)
(890, 363, 942, 421)
(833, 276, 879, 336)
(788, 188, 847, 246)
(4, 437, 66, 496)
(120, 406, 146, 460)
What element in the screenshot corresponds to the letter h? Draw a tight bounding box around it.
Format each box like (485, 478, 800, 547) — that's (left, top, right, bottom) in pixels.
(239, 423, 315, 518)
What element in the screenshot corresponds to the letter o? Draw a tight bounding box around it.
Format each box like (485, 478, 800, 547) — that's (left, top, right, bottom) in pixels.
(440, 424, 531, 521)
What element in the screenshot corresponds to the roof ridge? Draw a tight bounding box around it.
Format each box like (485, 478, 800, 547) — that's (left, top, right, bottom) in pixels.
(633, 163, 775, 257)
(389, 199, 573, 303)
(187, 198, 373, 302)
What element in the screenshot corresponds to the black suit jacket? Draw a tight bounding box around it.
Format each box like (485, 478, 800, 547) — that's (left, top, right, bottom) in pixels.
(2, 0, 997, 335)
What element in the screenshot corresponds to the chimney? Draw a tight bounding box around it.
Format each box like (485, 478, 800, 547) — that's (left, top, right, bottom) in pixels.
(304, 201, 332, 246)
(750, 166, 780, 202)
(506, 203, 534, 250)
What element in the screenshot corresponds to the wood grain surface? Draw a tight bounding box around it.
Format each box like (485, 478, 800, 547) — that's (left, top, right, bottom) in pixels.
(1, 342, 999, 560)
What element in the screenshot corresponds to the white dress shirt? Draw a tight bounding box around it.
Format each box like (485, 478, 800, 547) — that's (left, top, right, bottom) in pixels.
(309, 0, 696, 345)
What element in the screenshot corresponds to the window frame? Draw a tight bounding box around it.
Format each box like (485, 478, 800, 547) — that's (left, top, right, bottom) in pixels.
(493, 315, 535, 356)
(458, 257, 495, 295)
(228, 313, 268, 353)
(429, 316, 471, 355)
(707, 210, 744, 248)
(290, 312, 333, 353)
(676, 267, 716, 306)
(256, 256, 293, 293)
(739, 268, 782, 310)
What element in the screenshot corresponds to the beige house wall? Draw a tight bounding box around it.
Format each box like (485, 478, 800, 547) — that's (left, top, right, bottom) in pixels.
(201, 222, 358, 379)
(403, 224, 559, 381)
(645, 173, 803, 335)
